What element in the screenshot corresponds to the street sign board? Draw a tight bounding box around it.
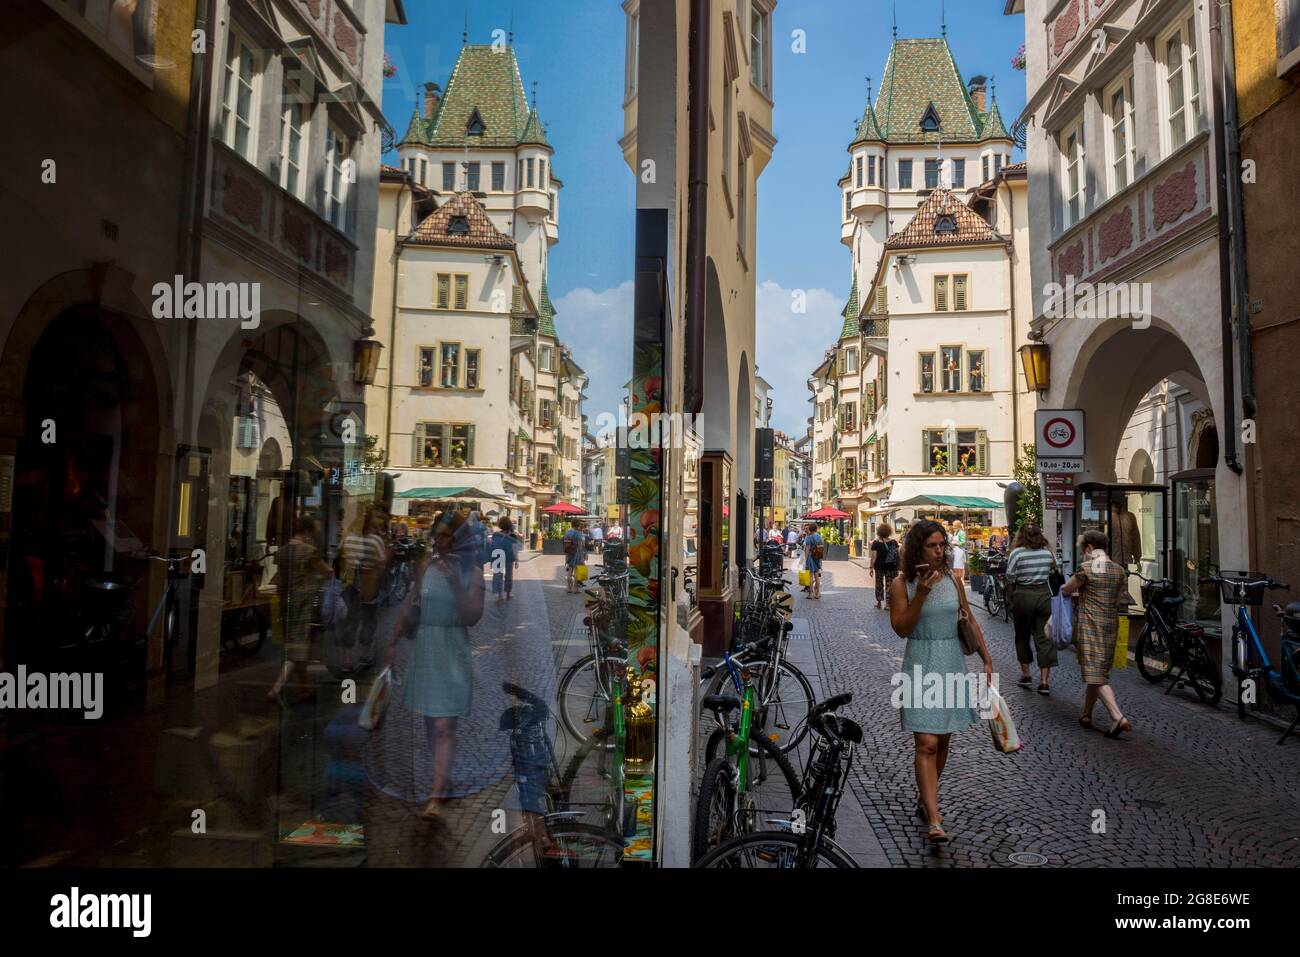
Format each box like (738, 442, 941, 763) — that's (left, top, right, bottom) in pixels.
(1036, 457, 1083, 474)
(1043, 473, 1076, 509)
(1035, 409, 1085, 459)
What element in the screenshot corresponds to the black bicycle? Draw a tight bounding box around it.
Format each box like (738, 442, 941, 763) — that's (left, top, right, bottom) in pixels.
(694, 692, 861, 869)
(982, 548, 1009, 621)
(1132, 571, 1222, 705)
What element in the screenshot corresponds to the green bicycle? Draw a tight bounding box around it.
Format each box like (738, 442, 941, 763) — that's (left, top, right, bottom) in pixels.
(692, 637, 801, 862)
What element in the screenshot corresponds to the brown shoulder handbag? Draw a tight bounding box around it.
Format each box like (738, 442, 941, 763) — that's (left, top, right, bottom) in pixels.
(956, 578, 980, 656)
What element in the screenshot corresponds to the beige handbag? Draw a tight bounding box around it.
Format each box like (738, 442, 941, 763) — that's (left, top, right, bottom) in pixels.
(956, 578, 981, 656)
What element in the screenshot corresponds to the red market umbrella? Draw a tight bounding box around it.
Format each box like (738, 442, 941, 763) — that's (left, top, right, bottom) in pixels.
(804, 506, 850, 520)
(542, 502, 584, 516)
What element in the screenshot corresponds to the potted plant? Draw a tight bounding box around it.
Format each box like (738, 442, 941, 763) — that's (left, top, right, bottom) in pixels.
(820, 524, 850, 562)
(967, 548, 988, 594)
(542, 520, 570, 555)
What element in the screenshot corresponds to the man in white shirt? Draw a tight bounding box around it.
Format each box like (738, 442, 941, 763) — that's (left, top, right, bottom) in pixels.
(591, 523, 605, 552)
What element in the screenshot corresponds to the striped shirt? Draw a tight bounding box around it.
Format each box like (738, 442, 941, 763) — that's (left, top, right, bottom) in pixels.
(1006, 546, 1055, 584)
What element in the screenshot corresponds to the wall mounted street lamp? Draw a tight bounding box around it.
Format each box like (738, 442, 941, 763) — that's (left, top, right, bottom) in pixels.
(354, 338, 383, 386)
(1018, 341, 1051, 393)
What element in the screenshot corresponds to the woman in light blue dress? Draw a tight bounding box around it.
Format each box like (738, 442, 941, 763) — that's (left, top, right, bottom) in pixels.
(386, 510, 483, 820)
(890, 520, 992, 844)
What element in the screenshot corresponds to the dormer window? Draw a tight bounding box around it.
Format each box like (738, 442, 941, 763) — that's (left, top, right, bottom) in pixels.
(920, 103, 942, 133)
(447, 215, 469, 236)
(466, 107, 486, 136)
(934, 214, 958, 235)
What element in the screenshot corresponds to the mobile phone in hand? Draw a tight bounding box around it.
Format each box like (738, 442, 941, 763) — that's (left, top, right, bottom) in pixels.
(915, 563, 930, 573)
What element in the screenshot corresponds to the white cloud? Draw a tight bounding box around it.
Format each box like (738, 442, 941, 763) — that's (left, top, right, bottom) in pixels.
(553, 281, 634, 430)
(755, 280, 842, 438)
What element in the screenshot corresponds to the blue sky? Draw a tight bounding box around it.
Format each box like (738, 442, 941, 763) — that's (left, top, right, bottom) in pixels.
(382, 2, 1027, 435)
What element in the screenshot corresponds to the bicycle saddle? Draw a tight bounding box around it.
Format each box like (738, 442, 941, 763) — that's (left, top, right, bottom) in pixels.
(702, 694, 742, 714)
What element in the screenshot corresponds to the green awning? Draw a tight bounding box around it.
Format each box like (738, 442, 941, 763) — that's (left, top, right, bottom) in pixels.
(892, 494, 1000, 509)
(395, 486, 504, 501)
(863, 432, 878, 445)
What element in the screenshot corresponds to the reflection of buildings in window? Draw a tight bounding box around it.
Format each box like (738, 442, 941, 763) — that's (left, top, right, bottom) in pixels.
(419, 347, 434, 387)
(919, 353, 935, 393)
(968, 353, 984, 392)
(957, 431, 977, 474)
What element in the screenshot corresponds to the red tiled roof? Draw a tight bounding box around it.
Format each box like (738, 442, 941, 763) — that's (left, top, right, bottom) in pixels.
(886, 188, 1005, 249)
(406, 191, 514, 250)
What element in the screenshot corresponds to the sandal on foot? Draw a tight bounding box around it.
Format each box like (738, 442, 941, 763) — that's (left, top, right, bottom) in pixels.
(1078, 716, 1093, 729)
(1105, 718, 1131, 739)
(927, 823, 950, 844)
(1037, 685, 1051, 696)
(420, 799, 443, 821)
(1018, 675, 1033, 686)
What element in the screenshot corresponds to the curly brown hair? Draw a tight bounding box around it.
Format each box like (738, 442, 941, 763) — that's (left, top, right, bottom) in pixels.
(1012, 523, 1049, 550)
(900, 519, 950, 582)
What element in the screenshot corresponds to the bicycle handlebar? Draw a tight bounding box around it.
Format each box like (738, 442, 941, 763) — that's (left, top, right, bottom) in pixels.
(1210, 573, 1288, 591)
(812, 691, 853, 717)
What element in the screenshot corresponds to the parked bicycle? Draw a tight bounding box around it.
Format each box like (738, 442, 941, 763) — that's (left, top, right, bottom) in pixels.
(381, 539, 421, 606)
(694, 692, 861, 869)
(692, 637, 802, 862)
(557, 569, 631, 743)
(1132, 570, 1222, 705)
(220, 546, 273, 663)
(481, 682, 626, 867)
(1210, 571, 1300, 743)
(981, 547, 1009, 621)
(701, 571, 813, 755)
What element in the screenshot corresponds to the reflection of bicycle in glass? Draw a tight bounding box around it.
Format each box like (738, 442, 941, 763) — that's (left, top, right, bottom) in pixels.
(557, 571, 629, 743)
(138, 551, 189, 677)
(219, 546, 274, 664)
(481, 682, 625, 868)
(381, 540, 421, 606)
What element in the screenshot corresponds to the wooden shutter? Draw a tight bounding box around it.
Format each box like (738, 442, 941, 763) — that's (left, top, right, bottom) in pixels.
(934, 275, 949, 312)
(876, 283, 887, 313)
(865, 382, 876, 414)
(436, 274, 450, 309)
(954, 275, 968, 311)
(454, 275, 468, 310)
(976, 430, 988, 475)
(465, 424, 476, 466)
(512, 285, 522, 313)
(413, 423, 425, 465)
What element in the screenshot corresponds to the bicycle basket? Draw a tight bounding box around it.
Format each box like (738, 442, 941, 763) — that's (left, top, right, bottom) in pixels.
(1216, 571, 1268, 606)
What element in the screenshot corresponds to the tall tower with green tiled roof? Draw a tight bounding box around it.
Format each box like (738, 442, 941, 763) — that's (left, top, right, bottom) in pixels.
(397, 43, 559, 304)
(839, 37, 1014, 321)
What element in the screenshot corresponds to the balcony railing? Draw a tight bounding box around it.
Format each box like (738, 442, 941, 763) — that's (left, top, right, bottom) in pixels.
(861, 318, 889, 338)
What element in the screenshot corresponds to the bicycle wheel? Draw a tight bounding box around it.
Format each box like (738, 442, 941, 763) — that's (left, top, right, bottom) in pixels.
(700, 729, 800, 834)
(693, 830, 857, 869)
(693, 756, 737, 862)
(1134, 623, 1173, 683)
(480, 822, 623, 868)
(748, 660, 815, 754)
(558, 654, 611, 743)
(984, 584, 1003, 619)
(1184, 637, 1223, 706)
(228, 607, 267, 658)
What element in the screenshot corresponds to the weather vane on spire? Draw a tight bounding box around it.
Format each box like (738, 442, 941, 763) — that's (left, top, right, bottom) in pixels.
(866, 75, 873, 107)
(462, 9, 468, 45)
(941, 0, 947, 38)
(532, 80, 538, 110)
(892, 1, 898, 40)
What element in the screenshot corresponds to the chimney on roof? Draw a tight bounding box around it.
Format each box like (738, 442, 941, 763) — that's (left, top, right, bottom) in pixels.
(968, 75, 987, 113)
(424, 82, 442, 119)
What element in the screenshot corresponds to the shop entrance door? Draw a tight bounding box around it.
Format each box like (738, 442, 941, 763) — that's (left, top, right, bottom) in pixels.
(1171, 469, 1220, 639)
(1075, 482, 1167, 609)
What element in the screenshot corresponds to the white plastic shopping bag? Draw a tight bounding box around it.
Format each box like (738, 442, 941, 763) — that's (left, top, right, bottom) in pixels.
(358, 666, 393, 731)
(985, 684, 1024, 753)
(1050, 592, 1074, 650)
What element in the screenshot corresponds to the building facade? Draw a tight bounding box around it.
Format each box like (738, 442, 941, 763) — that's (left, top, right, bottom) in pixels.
(1006, 0, 1249, 664)
(368, 42, 585, 533)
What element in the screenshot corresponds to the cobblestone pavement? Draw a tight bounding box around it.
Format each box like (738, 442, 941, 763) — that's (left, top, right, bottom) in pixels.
(795, 560, 1300, 867)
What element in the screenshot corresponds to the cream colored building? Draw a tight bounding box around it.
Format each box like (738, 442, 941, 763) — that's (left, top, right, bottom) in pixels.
(367, 41, 584, 532)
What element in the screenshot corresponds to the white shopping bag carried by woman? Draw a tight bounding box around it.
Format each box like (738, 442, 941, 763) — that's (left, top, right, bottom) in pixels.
(985, 684, 1024, 753)
(358, 667, 393, 731)
(1049, 592, 1074, 650)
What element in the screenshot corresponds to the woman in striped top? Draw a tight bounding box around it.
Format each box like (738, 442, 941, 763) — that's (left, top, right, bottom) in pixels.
(1006, 524, 1058, 694)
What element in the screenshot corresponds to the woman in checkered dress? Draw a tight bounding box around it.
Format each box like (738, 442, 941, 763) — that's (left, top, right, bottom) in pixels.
(1061, 529, 1132, 738)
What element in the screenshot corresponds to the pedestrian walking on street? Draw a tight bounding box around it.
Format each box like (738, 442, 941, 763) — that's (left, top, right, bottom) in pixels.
(785, 525, 798, 558)
(1006, 523, 1058, 693)
(563, 521, 586, 593)
(890, 520, 993, 845)
(489, 516, 520, 601)
(1061, 529, 1132, 738)
(385, 510, 485, 820)
(869, 522, 900, 609)
(803, 524, 825, 599)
